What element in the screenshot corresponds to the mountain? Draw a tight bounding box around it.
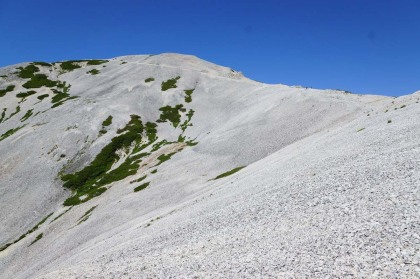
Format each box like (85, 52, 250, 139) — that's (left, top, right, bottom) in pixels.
(0, 53, 419, 278)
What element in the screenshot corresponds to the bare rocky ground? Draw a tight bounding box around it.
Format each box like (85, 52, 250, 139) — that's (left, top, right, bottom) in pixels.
(0, 54, 418, 278)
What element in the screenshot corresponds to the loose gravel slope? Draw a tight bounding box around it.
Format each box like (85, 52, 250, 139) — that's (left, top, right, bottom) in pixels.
(0, 54, 418, 278)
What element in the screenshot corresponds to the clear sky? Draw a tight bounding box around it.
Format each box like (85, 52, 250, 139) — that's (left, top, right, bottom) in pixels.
(0, 0, 419, 96)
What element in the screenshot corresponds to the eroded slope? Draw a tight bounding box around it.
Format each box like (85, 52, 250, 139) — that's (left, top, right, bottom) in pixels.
(2, 54, 416, 278)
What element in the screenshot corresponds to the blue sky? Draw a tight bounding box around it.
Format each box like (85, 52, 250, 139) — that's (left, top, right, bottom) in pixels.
(0, 0, 419, 96)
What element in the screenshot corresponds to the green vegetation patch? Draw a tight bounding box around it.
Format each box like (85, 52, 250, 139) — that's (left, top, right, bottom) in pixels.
(51, 90, 70, 103)
(16, 64, 57, 89)
(87, 69, 100, 75)
(0, 85, 15, 97)
(102, 115, 113, 127)
(8, 105, 20, 120)
(156, 152, 176, 166)
(23, 74, 58, 89)
(145, 77, 155, 83)
(180, 109, 194, 133)
(3, 105, 21, 122)
(29, 214, 53, 231)
(99, 116, 113, 135)
(161, 76, 180, 91)
(28, 233, 43, 246)
(51, 95, 77, 108)
(77, 206, 97, 225)
(151, 139, 169, 152)
(50, 207, 72, 223)
(20, 109, 33, 122)
(61, 115, 148, 206)
(186, 140, 198, 146)
(37, 94, 49, 101)
(116, 115, 143, 134)
(16, 90, 37, 102)
(17, 65, 40, 78)
(16, 90, 37, 98)
(145, 122, 157, 142)
(0, 213, 53, 252)
(178, 109, 197, 145)
(59, 61, 82, 72)
(86, 60, 108, 66)
(51, 82, 78, 108)
(56, 60, 108, 72)
(184, 89, 194, 103)
(157, 104, 186, 127)
(16, 65, 77, 107)
(59, 99, 196, 205)
(32, 62, 52, 67)
(0, 125, 24, 142)
(134, 182, 150, 192)
(213, 166, 246, 180)
(0, 108, 7, 123)
(130, 175, 147, 184)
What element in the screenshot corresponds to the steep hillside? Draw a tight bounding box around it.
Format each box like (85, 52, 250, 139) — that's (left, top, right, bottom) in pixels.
(0, 54, 418, 278)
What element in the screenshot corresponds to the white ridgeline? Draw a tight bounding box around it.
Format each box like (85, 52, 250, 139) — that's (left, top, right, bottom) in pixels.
(0, 54, 419, 278)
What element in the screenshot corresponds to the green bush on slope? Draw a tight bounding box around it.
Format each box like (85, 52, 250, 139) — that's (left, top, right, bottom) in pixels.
(157, 104, 186, 128)
(184, 89, 194, 103)
(0, 213, 53, 252)
(213, 166, 246, 180)
(87, 69, 100, 75)
(0, 85, 15, 97)
(61, 115, 148, 205)
(23, 74, 57, 89)
(0, 126, 25, 142)
(17, 65, 39, 78)
(134, 182, 150, 192)
(161, 76, 180, 91)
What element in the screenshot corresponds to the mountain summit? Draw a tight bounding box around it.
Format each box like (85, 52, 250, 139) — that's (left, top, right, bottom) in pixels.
(0, 54, 419, 278)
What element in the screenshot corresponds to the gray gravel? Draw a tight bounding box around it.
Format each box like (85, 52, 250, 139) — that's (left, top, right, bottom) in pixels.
(0, 54, 419, 278)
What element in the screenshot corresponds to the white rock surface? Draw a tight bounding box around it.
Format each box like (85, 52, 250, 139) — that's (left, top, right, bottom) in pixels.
(0, 53, 418, 278)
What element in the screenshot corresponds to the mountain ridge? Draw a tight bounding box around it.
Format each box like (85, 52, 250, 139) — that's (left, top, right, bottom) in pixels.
(0, 54, 419, 278)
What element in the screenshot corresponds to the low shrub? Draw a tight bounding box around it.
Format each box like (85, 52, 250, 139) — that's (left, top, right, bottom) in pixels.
(213, 166, 246, 180)
(20, 109, 33, 122)
(156, 152, 176, 166)
(161, 76, 180, 91)
(102, 115, 113, 127)
(157, 104, 186, 127)
(61, 115, 146, 205)
(59, 61, 81, 72)
(16, 90, 37, 99)
(28, 233, 43, 246)
(37, 94, 49, 100)
(0, 125, 24, 142)
(184, 89, 194, 103)
(86, 60, 108, 65)
(0, 85, 15, 97)
(23, 74, 57, 88)
(87, 69, 100, 75)
(134, 182, 150, 192)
